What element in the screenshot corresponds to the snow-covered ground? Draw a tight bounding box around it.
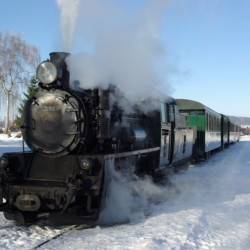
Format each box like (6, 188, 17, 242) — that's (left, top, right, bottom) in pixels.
(0, 134, 250, 250)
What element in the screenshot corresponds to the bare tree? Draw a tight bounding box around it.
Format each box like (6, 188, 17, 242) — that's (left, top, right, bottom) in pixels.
(0, 31, 40, 133)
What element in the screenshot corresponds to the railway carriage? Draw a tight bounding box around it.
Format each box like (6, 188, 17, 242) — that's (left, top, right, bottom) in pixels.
(176, 99, 222, 160)
(229, 122, 241, 143)
(235, 124, 241, 142)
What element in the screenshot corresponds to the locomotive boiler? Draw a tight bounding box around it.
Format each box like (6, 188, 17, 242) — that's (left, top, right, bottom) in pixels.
(0, 52, 193, 226)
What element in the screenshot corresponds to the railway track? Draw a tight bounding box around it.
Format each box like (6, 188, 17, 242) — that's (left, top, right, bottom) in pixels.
(31, 225, 80, 250)
(0, 175, 178, 249)
(0, 214, 94, 250)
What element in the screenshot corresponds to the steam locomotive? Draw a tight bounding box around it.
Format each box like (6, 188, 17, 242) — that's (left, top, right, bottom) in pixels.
(0, 52, 194, 226)
(0, 52, 240, 226)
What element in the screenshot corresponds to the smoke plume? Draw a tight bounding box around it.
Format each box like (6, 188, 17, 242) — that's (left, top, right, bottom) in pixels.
(56, 0, 183, 99)
(97, 159, 171, 225)
(56, 0, 80, 52)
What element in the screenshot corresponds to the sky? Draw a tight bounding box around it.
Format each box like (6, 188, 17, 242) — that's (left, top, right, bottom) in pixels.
(0, 0, 250, 120)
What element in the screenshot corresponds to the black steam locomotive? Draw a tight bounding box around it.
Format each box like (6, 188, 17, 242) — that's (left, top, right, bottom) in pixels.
(0, 52, 193, 226)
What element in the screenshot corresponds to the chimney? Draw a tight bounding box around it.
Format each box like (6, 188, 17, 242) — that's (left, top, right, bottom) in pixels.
(49, 52, 70, 89)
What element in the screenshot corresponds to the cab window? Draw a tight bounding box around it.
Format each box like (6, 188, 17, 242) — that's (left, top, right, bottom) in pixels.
(161, 103, 166, 123)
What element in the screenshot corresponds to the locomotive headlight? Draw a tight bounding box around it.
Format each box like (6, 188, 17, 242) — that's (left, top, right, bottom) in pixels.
(0, 157, 9, 169)
(80, 158, 95, 170)
(36, 61, 58, 85)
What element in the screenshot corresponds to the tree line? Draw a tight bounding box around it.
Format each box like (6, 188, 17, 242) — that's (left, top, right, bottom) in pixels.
(227, 116, 250, 126)
(0, 30, 39, 134)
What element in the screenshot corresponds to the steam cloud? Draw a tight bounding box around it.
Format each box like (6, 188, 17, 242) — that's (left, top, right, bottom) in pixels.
(56, 0, 182, 98)
(56, 0, 80, 52)
(97, 159, 171, 225)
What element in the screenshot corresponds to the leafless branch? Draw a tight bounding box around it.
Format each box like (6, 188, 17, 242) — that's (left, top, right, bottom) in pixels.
(0, 30, 40, 133)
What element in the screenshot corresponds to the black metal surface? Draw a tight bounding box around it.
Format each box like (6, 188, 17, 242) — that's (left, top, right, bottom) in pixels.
(97, 118, 110, 139)
(49, 209, 99, 226)
(21, 88, 87, 157)
(49, 52, 70, 89)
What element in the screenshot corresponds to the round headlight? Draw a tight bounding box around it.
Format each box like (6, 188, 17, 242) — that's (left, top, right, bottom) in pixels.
(36, 61, 58, 85)
(81, 159, 91, 170)
(81, 158, 95, 170)
(0, 157, 9, 169)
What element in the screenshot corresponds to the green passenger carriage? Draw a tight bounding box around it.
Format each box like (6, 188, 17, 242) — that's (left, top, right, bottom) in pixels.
(176, 99, 222, 160)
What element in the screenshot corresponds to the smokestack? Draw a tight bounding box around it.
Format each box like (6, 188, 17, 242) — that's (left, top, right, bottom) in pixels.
(49, 52, 70, 89)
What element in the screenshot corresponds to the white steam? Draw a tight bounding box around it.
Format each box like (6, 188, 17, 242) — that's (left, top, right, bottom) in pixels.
(55, 0, 183, 98)
(56, 0, 80, 52)
(97, 159, 172, 225)
(71, 0, 172, 93)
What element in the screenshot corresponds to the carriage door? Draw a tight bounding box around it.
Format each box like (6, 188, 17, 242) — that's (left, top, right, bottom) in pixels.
(159, 103, 170, 166)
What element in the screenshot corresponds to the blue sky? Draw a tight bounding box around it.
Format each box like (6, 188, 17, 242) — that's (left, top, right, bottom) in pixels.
(0, 0, 250, 119)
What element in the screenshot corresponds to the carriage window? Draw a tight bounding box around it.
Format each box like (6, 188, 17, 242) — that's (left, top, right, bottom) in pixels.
(166, 104, 170, 123)
(206, 113, 209, 130)
(170, 105, 175, 122)
(161, 103, 166, 123)
(183, 135, 186, 153)
(209, 114, 212, 130)
(212, 116, 214, 131)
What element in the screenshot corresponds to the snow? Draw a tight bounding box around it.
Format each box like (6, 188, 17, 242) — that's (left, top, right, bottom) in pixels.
(0, 134, 250, 249)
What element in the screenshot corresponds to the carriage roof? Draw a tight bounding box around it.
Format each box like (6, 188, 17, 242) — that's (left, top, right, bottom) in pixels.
(176, 99, 220, 116)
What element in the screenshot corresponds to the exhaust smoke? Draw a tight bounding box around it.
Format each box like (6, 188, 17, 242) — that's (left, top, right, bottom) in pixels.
(55, 0, 186, 104)
(56, 0, 80, 52)
(98, 159, 171, 225)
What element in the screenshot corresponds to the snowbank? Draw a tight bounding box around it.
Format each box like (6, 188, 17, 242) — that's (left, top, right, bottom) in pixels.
(0, 136, 250, 249)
